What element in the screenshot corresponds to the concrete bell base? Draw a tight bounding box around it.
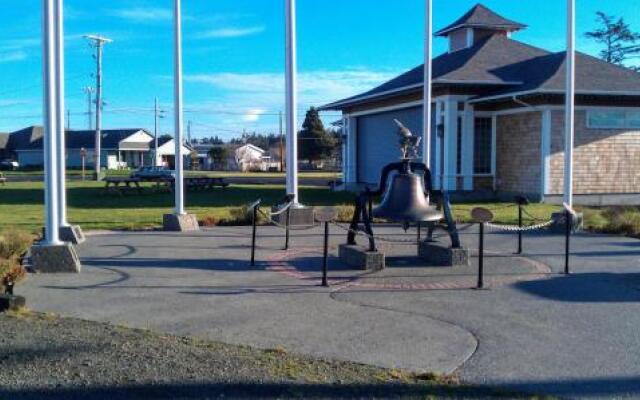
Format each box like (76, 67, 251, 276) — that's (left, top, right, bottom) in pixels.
(339, 244, 385, 271)
(418, 241, 470, 267)
(59, 225, 86, 244)
(0, 294, 26, 312)
(163, 213, 200, 232)
(550, 212, 584, 233)
(30, 243, 81, 273)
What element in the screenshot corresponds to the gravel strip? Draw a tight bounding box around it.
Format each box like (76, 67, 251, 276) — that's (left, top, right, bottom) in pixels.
(0, 311, 537, 399)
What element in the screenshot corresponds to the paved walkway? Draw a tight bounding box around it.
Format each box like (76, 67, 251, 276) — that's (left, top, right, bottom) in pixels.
(19, 224, 640, 399)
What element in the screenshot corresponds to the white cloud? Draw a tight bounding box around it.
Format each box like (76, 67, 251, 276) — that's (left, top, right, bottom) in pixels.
(195, 26, 265, 39)
(111, 7, 173, 22)
(182, 69, 398, 135)
(0, 51, 28, 64)
(242, 109, 266, 122)
(185, 70, 397, 105)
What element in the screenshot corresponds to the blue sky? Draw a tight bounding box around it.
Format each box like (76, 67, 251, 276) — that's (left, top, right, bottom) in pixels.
(1, 0, 639, 140)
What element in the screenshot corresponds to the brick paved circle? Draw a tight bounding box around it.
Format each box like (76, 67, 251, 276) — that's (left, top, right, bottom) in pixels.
(266, 247, 552, 291)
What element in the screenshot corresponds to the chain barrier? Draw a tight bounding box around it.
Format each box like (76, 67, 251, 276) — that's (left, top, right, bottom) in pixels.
(485, 220, 554, 232)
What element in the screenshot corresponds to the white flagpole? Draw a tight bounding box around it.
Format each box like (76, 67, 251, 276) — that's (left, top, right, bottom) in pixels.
(42, 0, 61, 245)
(173, 0, 185, 215)
(423, 0, 432, 169)
(564, 0, 575, 207)
(54, 0, 68, 228)
(285, 0, 299, 204)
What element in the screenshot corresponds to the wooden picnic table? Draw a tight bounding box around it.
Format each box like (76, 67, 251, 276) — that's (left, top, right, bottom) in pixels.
(103, 177, 143, 196)
(184, 176, 229, 191)
(145, 176, 229, 192)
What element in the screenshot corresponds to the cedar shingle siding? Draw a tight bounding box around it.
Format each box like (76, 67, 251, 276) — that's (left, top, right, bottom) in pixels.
(496, 112, 541, 195)
(549, 111, 640, 194)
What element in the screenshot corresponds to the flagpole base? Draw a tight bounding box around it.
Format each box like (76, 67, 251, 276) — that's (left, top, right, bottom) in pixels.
(163, 213, 200, 232)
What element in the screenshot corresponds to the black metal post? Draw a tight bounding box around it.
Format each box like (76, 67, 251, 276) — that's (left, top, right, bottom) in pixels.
(251, 204, 258, 266)
(284, 206, 291, 250)
(565, 209, 571, 275)
(417, 223, 421, 243)
(517, 204, 523, 254)
(322, 221, 329, 287)
(478, 222, 485, 289)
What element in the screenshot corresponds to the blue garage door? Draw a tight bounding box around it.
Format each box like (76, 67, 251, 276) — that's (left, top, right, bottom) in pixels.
(357, 107, 434, 185)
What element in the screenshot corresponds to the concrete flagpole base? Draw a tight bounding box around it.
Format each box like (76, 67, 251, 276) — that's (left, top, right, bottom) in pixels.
(59, 225, 86, 244)
(163, 213, 200, 232)
(30, 243, 81, 273)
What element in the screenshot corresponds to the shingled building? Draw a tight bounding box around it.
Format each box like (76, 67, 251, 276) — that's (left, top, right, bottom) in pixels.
(322, 4, 640, 205)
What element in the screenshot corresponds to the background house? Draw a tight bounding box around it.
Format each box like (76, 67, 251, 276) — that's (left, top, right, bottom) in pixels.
(3, 126, 192, 170)
(153, 137, 193, 169)
(322, 4, 640, 205)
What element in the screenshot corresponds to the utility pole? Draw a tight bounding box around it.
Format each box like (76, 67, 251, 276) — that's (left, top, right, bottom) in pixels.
(84, 35, 112, 180)
(187, 120, 192, 144)
(154, 97, 161, 166)
(84, 86, 94, 130)
(279, 111, 284, 172)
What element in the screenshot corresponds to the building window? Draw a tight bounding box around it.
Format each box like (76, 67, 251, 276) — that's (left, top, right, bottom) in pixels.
(474, 118, 492, 174)
(587, 109, 640, 129)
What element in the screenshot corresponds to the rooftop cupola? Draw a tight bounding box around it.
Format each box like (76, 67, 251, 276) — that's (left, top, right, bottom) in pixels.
(435, 4, 526, 53)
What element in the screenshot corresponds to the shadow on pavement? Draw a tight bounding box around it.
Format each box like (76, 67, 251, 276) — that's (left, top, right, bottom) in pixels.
(0, 382, 520, 400)
(5, 376, 640, 399)
(514, 272, 640, 302)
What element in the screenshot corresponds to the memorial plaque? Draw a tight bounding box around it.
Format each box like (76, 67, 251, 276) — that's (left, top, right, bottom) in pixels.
(315, 207, 338, 223)
(471, 207, 494, 223)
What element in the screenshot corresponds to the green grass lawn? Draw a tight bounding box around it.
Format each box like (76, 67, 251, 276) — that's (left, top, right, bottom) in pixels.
(0, 180, 611, 234)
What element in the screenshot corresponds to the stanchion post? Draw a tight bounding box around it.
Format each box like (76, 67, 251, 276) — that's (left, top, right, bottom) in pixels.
(417, 222, 421, 243)
(322, 221, 329, 287)
(517, 204, 523, 254)
(565, 208, 571, 275)
(478, 222, 485, 289)
(284, 205, 291, 250)
(251, 203, 259, 266)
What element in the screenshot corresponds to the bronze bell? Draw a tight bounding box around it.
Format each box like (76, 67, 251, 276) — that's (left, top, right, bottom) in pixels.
(372, 162, 443, 223)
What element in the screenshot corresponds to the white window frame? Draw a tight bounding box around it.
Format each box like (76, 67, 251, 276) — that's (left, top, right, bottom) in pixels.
(586, 108, 640, 130)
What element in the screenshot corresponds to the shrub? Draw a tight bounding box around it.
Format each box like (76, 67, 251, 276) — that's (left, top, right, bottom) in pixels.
(601, 207, 640, 237)
(199, 215, 218, 227)
(219, 206, 269, 226)
(0, 230, 32, 290)
(0, 230, 33, 260)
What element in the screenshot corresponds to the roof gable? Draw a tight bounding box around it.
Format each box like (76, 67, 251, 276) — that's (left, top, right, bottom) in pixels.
(435, 4, 526, 36)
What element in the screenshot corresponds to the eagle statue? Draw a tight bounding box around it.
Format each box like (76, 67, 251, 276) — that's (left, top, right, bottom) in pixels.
(393, 119, 421, 160)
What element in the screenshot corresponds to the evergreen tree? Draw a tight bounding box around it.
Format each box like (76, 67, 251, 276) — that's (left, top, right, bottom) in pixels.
(298, 107, 336, 162)
(586, 12, 640, 69)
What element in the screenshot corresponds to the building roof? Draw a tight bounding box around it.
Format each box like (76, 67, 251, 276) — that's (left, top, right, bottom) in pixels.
(11, 128, 151, 151)
(435, 4, 526, 37)
(0, 133, 9, 150)
(321, 7, 640, 111)
(6, 126, 44, 151)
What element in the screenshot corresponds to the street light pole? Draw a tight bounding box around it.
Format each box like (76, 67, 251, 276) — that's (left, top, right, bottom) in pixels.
(423, 0, 432, 169)
(42, 0, 61, 245)
(285, 0, 299, 205)
(54, 0, 68, 228)
(173, 0, 185, 215)
(154, 97, 159, 167)
(564, 0, 575, 208)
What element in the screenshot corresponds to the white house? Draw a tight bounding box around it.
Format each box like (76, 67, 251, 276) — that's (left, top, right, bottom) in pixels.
(154, 137, 193, 168)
